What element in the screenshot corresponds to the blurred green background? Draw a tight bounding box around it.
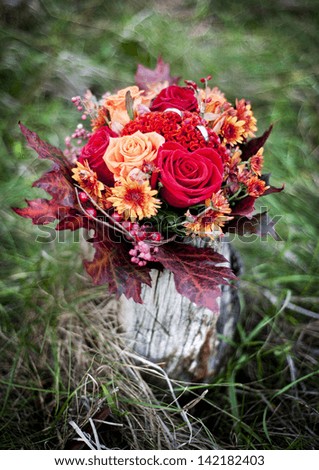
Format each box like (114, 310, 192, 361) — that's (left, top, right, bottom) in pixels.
(1, 0, 319, 450)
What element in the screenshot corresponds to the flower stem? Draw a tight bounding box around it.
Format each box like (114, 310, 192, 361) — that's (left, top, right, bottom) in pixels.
(75, 186, 134, 240)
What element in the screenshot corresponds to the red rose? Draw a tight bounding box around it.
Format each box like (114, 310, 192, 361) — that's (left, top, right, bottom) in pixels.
(78, 126, 118, 185)
(150, 85, 198, 112)
(157, 142, 223, 208)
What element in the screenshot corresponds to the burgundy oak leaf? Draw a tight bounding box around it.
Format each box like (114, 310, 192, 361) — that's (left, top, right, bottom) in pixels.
(84, 239, 152, 303)
(135, 56, 180, 90)
(155, 243, 237, 312)
(240, 125, 273, 161)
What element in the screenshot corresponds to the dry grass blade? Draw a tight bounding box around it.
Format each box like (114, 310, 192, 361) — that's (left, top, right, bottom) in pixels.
(55, 295, 216, 450)
(262, 288, 319, 320)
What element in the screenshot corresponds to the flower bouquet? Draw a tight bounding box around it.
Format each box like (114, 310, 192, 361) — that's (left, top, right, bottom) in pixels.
(14, 58, 283, 313)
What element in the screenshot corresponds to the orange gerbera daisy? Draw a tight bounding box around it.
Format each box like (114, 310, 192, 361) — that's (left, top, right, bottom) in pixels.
(206, 190, 232, 214)
(237, 166, 253, 185)
(72, 160, 104, 199)
(185, 191, 233, 239)
(221, 149, 239, 181)
(246, 175, 268, 197)
(220, 116, 246, 146)
(91, 106, 109, 131)
(249, 147, 264, 176)
(235, 98, 257, 138)
(184, 210, 232, 239)
(107, 177, 161, 220)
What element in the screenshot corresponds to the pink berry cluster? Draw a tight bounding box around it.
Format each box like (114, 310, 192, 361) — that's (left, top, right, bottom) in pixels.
(77, 198, 163, 267)
(64, 94, 100, 161)
(129, 241, 159, 267)
(71, 95, 89, 121)
(71, 91, 100, 121)
(111, 213, 162, 267)
(64, 123, 91, 162)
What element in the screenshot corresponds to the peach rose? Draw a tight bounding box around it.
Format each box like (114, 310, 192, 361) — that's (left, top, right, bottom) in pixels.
(104, 86, 143, 110)
(140, 80, 169, 108)
(108, 108, 132, 131)
(104, 86, 145, 130)
(103, 131, 165, 179)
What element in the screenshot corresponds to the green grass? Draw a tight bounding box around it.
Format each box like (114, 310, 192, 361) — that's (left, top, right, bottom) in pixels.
(1, 0, 319, 450)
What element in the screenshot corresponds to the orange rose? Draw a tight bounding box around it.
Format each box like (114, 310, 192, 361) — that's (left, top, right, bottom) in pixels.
(103, 131, 165, 179)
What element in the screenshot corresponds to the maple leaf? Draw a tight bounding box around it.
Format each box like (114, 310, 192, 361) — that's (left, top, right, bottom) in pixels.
(135, 56, 180, 90)
(19, 122, 73, 177)
(33, 169, 76, 206)
(84, 239, 152, 303)
(13, 198, 70, 225)
(155, 243, 237, 312)
(13, 125, 77, 226)
(240, 125, 273, 161)
(13, 169, 76, 225)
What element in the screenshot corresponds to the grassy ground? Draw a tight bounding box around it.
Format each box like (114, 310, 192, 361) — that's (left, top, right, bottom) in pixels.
(1, 0, 319, 449)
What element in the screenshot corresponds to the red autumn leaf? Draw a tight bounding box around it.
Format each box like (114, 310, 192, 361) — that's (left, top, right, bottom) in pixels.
(84, 239, 152, 303)
(14, 125, 77, 226)
(135, 56, 180, 90)
(155, 243, 237, 312)
(231, 196, 256, 218)
(260, 173, 285, 196)
(262, 185, 285, 196)
(13, 170, 76, 225)
(13, 198, 70, 225)
(240, 125, 273, 161)
(33, 170, 76, 207)
(19, 122, 72, 177)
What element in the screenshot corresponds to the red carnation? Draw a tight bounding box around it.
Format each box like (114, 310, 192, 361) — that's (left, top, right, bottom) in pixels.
(157, 142, 223, 208)
(150, 85, 198, 112)
(78, 126, 118, 185)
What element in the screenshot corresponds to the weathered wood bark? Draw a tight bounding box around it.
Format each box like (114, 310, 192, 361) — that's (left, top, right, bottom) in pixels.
(119, 241, 241, 382)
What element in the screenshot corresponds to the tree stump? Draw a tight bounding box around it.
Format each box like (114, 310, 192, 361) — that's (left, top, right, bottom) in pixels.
(119, 240, 242, 382)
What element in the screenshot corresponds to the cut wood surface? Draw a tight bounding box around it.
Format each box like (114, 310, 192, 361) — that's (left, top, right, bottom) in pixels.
(119, 241, 241, 382)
